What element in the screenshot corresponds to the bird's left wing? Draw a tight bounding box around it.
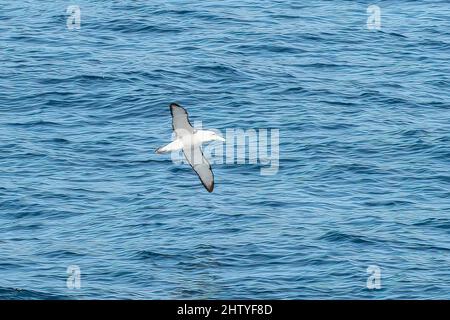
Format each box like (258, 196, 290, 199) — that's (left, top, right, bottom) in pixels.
(183, 144, 214, 192)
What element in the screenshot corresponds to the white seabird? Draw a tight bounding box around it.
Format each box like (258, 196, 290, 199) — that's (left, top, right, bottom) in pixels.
(155, 103, 225, 192)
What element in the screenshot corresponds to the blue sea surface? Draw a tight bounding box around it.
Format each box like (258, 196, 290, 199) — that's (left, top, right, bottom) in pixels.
(1, 0, 449, 299)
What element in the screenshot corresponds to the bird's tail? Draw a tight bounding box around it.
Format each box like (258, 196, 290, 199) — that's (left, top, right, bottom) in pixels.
(155, 146, 168, 154)
(155, 140, 183, 154)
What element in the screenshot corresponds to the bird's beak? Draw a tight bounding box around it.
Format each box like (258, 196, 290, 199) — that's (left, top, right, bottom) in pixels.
(217, 136, 226, 142)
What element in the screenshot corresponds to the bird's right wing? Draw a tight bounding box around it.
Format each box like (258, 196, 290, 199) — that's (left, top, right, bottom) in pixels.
(183, 144, 214, 192)
(170, 103, 194, 137)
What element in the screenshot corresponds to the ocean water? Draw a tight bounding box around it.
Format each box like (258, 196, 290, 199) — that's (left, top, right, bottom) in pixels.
(1, 0, 449, 299)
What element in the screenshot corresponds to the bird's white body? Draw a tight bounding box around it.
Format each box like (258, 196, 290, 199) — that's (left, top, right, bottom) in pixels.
(156, 130, 224, 154)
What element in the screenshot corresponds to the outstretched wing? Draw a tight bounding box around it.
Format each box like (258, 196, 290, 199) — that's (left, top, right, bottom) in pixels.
(170, 103, 194, 137)
(183, 144, 214, 193)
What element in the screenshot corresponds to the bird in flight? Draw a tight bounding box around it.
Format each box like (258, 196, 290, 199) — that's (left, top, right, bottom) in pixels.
(155, 103, 225, 192)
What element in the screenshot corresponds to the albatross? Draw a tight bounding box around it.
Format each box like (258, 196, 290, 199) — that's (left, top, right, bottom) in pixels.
(155, 103, 225, 192)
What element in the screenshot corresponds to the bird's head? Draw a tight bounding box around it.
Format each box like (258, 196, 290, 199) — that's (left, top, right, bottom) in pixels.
(201, 130, 226, 143)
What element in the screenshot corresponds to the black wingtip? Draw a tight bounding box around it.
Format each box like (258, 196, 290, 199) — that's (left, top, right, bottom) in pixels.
(205, 182, 214, 193)
(170, 103, 183, 116)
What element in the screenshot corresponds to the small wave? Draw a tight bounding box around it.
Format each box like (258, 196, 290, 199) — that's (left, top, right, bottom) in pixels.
(363, 200, 414, 207)
(318, 231, 375, 245)
(0, 287, 66, 300)
(7, 120, 62, 127)
(43, 138, 70, 144)
(106, 19, 183, 34)
(234, 44, 306, 54)
(133, 250, 177, 260)
(413, 218, 450, 230)
(379, 30, 408, 38)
